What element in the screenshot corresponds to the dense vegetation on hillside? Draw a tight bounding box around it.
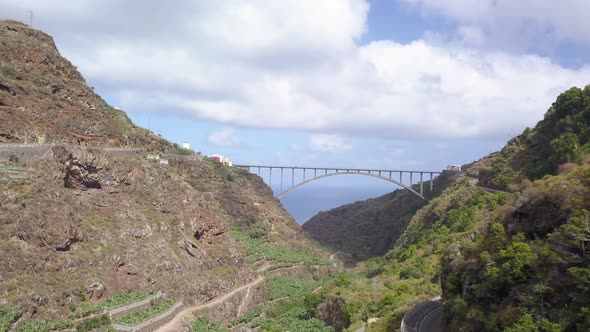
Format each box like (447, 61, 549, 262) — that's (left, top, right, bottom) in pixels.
(480, 86, 589, 189)
(306, 85, 590, 332)
(442, 86, 590, 331)
(317, 181, 508, 331)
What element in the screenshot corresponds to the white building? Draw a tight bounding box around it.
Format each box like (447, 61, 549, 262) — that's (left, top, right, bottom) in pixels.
(182, 142, 190, 150)
(209, 154, 233, 166)
(446, 164, 462, 171)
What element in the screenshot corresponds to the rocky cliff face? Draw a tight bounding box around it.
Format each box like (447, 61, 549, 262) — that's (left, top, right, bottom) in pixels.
(0, 20, 329, 325)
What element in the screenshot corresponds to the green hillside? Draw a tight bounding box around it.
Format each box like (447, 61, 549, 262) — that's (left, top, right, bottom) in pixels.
(309, 85, 590, 331)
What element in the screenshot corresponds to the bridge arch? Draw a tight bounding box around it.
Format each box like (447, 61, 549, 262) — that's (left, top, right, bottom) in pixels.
(276, 171, 425, 200)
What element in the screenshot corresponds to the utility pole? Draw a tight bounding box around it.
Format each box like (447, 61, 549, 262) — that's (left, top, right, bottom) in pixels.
(28, 10, 33, 27)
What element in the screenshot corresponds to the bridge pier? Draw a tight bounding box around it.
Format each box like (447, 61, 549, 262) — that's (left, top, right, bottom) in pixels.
(430, 172, 434, 191)
(420, 172, 423, 196)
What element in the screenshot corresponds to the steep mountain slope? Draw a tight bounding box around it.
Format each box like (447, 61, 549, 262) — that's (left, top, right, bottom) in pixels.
(0, 20, 332, 331)
(302, 189, 424, 262)
(0, 20, 180, 152)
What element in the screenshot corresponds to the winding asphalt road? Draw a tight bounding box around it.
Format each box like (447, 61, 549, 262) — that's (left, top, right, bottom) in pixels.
(401, 299, 442, 332)
(418, 304, 442, 332)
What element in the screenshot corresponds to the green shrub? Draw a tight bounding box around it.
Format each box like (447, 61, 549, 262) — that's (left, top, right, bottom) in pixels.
(12, 318, 74, 332)
(266, 277, 320, 301)
(259, 317, 334, 332)
(490, 157, 516, 189)
(68, 302, 102, 319)
(15, 320, 48, 332)
(118, 298, 176, 325)
(231, 306, 262, 327)
(260, 297, 333, 332)
(1, 67, 15, 78)
(76, 315, 110, 332)
(248, 227, 268, 239)
(505, 314, 560, 332)
(100, 290, 155, 309)
(48, 319, 74, 331)
(230, 230, 330, 265)
(551, 132, 581, 164)
(0, 305, 22, 332)
(442, 206, 477, 232)
(499, 236, 535, 283)
(191, 317, 228, 332)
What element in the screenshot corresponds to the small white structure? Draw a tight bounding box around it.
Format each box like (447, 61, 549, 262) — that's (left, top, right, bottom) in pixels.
(209, 154, 233, 166)
(182, 142, 190, 150)
(159, 159, 169, 165)
(446, 164, 462, 171)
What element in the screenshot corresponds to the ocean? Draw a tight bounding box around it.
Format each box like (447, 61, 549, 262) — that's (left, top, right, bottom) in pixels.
(278, 184, 394, 224)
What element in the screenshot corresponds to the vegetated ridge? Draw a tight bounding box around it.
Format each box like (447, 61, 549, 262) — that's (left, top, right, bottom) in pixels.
(302, 172, 457, 263)
(302, 85, 590, 331)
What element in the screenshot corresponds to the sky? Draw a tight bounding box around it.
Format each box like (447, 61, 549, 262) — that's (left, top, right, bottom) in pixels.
(2, 0, 590, 221)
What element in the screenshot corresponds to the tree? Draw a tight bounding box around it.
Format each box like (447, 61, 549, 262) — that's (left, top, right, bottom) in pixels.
(550, 132, 581, 164)
(490, 157, 516, 189)
(499, 236, 535, 283)
(551, 210, 590, 262)
(553, 87, 583, 117)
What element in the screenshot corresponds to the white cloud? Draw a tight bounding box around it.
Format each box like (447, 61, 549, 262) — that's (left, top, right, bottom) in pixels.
(208, 127, 238, 147)
(2, 0, 589, 141)
(308, 134, 353, 153)
(401, 0, 590, 48)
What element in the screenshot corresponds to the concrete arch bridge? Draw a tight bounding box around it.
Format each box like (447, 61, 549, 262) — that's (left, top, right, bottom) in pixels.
(234, 165, 442, 200)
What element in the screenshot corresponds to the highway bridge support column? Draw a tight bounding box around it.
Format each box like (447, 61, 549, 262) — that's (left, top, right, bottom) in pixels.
(430, 173, 434, 191)
(420, 172, 423, 196)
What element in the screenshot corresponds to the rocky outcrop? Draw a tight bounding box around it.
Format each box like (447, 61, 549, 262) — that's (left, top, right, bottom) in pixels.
(86, 282, 106, 300)
(194, 223, 225, 244)
(316, 296, 349, 332)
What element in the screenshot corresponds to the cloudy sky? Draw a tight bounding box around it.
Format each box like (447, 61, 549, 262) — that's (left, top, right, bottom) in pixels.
(2, 0, 590, 220)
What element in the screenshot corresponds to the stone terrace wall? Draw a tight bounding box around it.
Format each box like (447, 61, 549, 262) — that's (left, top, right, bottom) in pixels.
(112, 301, 184, 332)
(108, 291, 163, 321)
(0, 144, 54, 161)
(0, 144, 143, 162)
(189, 281, 266, 327)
